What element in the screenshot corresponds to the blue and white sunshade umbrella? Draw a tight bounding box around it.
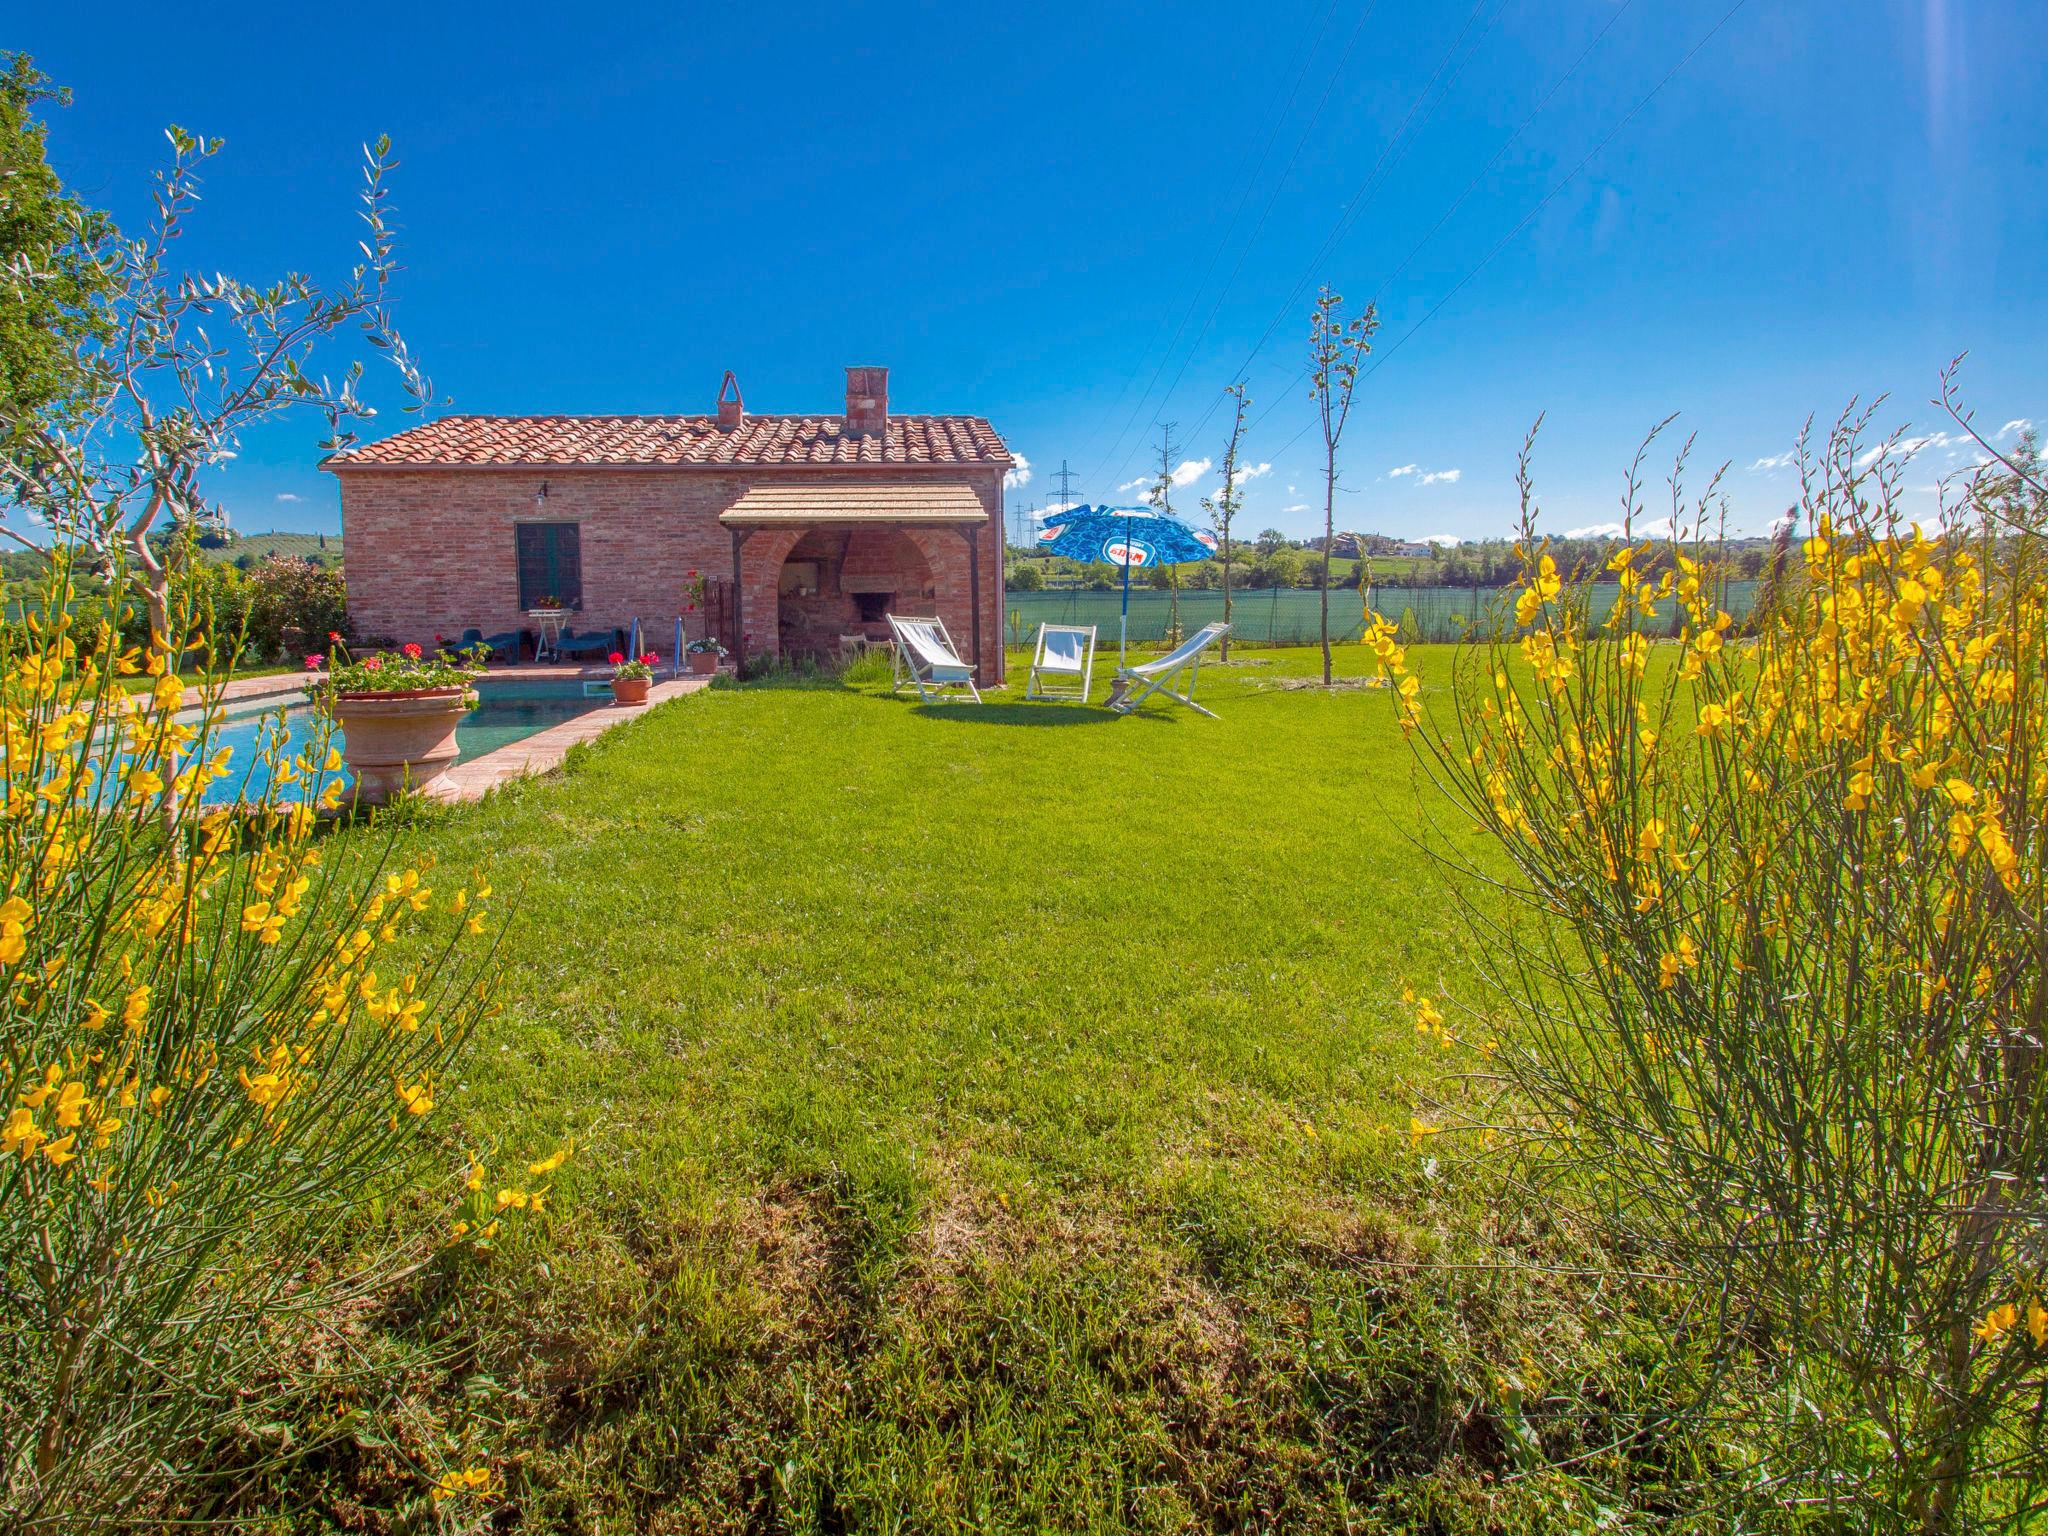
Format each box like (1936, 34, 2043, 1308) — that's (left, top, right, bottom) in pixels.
(1034, 505, 1219, 668)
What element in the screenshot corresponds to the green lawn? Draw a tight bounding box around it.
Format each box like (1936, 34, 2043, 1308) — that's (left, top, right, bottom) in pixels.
(120, 661, 298, 694)
(323, 645, 1607, 1532)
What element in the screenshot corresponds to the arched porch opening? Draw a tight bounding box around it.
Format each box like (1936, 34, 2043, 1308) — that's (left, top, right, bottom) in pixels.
(774, 527, 936, 660)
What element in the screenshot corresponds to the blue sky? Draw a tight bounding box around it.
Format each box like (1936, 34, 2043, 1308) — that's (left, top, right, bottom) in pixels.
(17, 0, 2047, 543)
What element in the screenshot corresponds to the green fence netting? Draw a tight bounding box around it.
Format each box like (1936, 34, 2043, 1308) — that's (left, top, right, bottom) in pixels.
(1001, 582, 1768, 648)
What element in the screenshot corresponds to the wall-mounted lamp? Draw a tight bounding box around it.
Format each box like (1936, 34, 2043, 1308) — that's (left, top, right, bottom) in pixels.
(535, 481, 550, 512)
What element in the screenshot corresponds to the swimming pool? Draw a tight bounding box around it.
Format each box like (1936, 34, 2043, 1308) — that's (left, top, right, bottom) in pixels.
(190, 680, 610, 805)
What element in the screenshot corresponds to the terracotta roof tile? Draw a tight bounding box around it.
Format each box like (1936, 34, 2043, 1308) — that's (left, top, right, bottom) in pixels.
(324, 414, 1010, 469)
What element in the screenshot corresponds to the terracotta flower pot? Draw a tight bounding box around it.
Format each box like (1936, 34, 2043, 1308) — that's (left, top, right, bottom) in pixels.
(688, 652, 719, 676)
(611, 676, 651, 705)
(328, 687, 475, 804)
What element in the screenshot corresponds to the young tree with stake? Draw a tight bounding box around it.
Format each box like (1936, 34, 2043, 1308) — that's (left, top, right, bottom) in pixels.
(1147, 422, 1185, 645)
(1308, 287, 1377, 685)
(1202, 382, 1249, 660)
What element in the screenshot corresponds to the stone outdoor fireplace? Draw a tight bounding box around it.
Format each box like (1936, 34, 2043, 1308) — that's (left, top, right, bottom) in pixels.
(774, 527, 935, 658)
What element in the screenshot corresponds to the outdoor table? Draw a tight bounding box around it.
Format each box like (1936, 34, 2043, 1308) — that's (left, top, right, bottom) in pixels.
(526, 608, 568, 662)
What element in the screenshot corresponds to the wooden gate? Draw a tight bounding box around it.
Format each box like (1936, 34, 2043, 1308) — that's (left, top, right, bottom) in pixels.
(700, 577, 737, 653)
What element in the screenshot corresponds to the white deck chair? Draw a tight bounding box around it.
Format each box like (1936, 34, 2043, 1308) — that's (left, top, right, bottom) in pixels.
(886, 614, 981, 703)
(1105, 623, 1230, 718)
(1026, 623, 1097, 701)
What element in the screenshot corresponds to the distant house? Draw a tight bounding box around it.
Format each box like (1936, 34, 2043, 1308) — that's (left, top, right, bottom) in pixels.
(1390, 541, 1434, 559)
(323, 367, 1010, 680)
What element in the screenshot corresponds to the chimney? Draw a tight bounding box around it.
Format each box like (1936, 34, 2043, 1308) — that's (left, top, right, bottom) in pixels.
(716, 370, 744, 431)
(845, 366, 888, 436)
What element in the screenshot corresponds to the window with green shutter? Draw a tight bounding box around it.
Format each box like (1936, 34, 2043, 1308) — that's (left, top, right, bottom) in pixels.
(516, 522, 583, 610)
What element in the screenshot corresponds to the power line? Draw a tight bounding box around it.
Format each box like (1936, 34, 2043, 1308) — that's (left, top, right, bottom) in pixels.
(1172, 0, 1514, 463)
(1263, 0, 1754, 461)
(1187, 0, 1504, 433)
(1086, 0, 1381, 492)
(1067, 0, 1340, 480)
(1367, 0, 1638, 313)
(1238, 0, 1638, 443)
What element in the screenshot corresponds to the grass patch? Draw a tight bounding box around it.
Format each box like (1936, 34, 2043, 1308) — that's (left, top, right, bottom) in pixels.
(244, 644, 1664, 1530)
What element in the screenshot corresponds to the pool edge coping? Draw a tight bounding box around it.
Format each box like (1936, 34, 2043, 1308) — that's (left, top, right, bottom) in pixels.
(177, 663, 631, 714)
(424, 676, 712, 803)
(175, 667, 715, 807)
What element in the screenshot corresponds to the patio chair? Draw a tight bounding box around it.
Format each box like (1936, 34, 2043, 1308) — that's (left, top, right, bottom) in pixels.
(1105, 623, 1230, 719)
(458, 626, 524, 663)
(554, 626, 619, 662)
(1026, 622, 1097, 701)
(886, 614, 981, 703)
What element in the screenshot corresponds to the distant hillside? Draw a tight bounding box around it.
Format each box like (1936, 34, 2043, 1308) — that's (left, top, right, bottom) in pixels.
(201, 532, 342, 569)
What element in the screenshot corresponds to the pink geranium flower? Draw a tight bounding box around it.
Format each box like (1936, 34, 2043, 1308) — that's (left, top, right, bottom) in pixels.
(304, 653, 324, 670)
(364, 657, 382, 671)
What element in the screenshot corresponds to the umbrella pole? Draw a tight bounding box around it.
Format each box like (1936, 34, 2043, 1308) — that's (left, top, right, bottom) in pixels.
(1120, 514, 1132, 671)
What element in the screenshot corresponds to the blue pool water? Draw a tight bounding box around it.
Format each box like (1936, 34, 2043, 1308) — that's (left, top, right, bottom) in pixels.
(191, 680, 609, 805)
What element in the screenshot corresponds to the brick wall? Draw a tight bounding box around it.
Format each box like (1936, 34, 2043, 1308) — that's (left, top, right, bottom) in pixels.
(332, 465, 1007, 682)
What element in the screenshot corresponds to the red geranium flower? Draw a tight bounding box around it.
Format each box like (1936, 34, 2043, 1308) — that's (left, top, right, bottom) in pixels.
(607, 651, 624, 665)
(639, 652, 657, 666)
(402, 642, 423, 660)
(328, 631, 342, 642)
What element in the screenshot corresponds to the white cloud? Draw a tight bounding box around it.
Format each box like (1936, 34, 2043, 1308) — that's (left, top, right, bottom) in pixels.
(1997, 419, 2033, 441)
(1563, 521, 1628, 539)
(276, 492, 304, 503)
(1170, 456, 1212, 488)
(1421, 534, 1461, 546)
(1033, 500, 1080, 521)
(1117, 476, 1150, 492)
(1286, 484, 1296, 494)
(1235, 461, 1274, 482)
(1749, 450, 1797, 472)
(1281, 503, 1310, 513)
(1855, 430, 1973, 468)
(1003, 453, 1032, 490)
(1386, 463, 1459, 485)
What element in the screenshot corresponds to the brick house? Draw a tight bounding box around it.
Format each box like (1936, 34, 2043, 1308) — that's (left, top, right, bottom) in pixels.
(323, 367, 1010, 682)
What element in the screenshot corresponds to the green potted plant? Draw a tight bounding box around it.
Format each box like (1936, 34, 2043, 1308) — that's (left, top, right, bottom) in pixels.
(608, 649, 657, 704)
(686, 636, 726, 676)
(306, 635, 486, 803)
